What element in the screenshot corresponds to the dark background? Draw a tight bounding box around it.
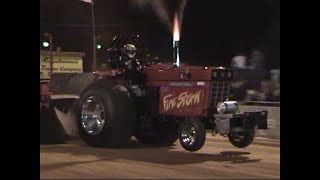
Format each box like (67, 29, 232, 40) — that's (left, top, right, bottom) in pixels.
(40, 0, 280, 72)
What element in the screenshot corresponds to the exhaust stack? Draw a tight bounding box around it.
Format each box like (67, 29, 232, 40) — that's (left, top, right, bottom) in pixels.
(173, 12, 180, 67)
(173, 40, 180, 67)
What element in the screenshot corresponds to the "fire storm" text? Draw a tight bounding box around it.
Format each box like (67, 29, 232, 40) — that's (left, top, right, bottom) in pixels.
(163, 90, 201, 111)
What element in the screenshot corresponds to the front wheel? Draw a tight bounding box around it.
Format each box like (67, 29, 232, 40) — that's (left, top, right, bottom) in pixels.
(228, 127, 255, 148)
(178, 118, 206, 152)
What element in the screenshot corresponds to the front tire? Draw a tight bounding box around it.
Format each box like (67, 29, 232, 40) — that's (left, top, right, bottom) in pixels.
(77, 83, 135, 147)
(178, 118, 206, 152)
(228, 127, 255, 148)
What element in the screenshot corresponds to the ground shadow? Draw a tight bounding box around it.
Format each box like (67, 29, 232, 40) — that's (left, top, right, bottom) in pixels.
(40, 159, 106, 172)
(40, 139, 261, 166)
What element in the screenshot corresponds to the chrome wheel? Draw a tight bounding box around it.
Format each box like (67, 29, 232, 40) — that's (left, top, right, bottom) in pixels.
(181, 124, 197, 147)
(81, 96, 106, 135)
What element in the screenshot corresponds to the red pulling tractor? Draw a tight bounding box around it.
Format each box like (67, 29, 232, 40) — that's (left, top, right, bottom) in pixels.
(47, 35, 268, 151)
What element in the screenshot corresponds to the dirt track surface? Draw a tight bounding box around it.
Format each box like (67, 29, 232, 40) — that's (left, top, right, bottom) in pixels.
(40, 134, 280, 179)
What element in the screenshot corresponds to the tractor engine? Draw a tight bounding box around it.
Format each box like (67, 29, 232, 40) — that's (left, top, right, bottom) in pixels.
(143, 64, 233, 117)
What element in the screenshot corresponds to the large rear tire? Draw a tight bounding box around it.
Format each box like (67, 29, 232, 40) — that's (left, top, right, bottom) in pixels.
(178, 118, 206, 152)
(77, 83, 136, 147)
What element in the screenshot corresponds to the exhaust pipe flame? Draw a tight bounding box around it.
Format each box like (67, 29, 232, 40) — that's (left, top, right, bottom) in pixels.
(173, 12, 180, 41)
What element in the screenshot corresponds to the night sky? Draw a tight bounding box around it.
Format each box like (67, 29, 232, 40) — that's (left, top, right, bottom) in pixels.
(40, 0, 280, 71)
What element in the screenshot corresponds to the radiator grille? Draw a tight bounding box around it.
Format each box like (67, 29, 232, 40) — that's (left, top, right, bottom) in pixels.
(210, 81, 230, 107)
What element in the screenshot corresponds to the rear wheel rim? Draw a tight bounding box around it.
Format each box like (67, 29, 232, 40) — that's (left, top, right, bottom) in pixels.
(181, 124, 197, 147)
(81, 96, 106, 135)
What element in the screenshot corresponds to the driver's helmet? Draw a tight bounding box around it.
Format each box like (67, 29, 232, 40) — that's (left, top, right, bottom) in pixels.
(123, 44, 137, 59)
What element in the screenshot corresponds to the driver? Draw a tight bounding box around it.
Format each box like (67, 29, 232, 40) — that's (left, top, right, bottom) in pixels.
(123, 44, 138, 70)
(122, 44, 145, 86)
